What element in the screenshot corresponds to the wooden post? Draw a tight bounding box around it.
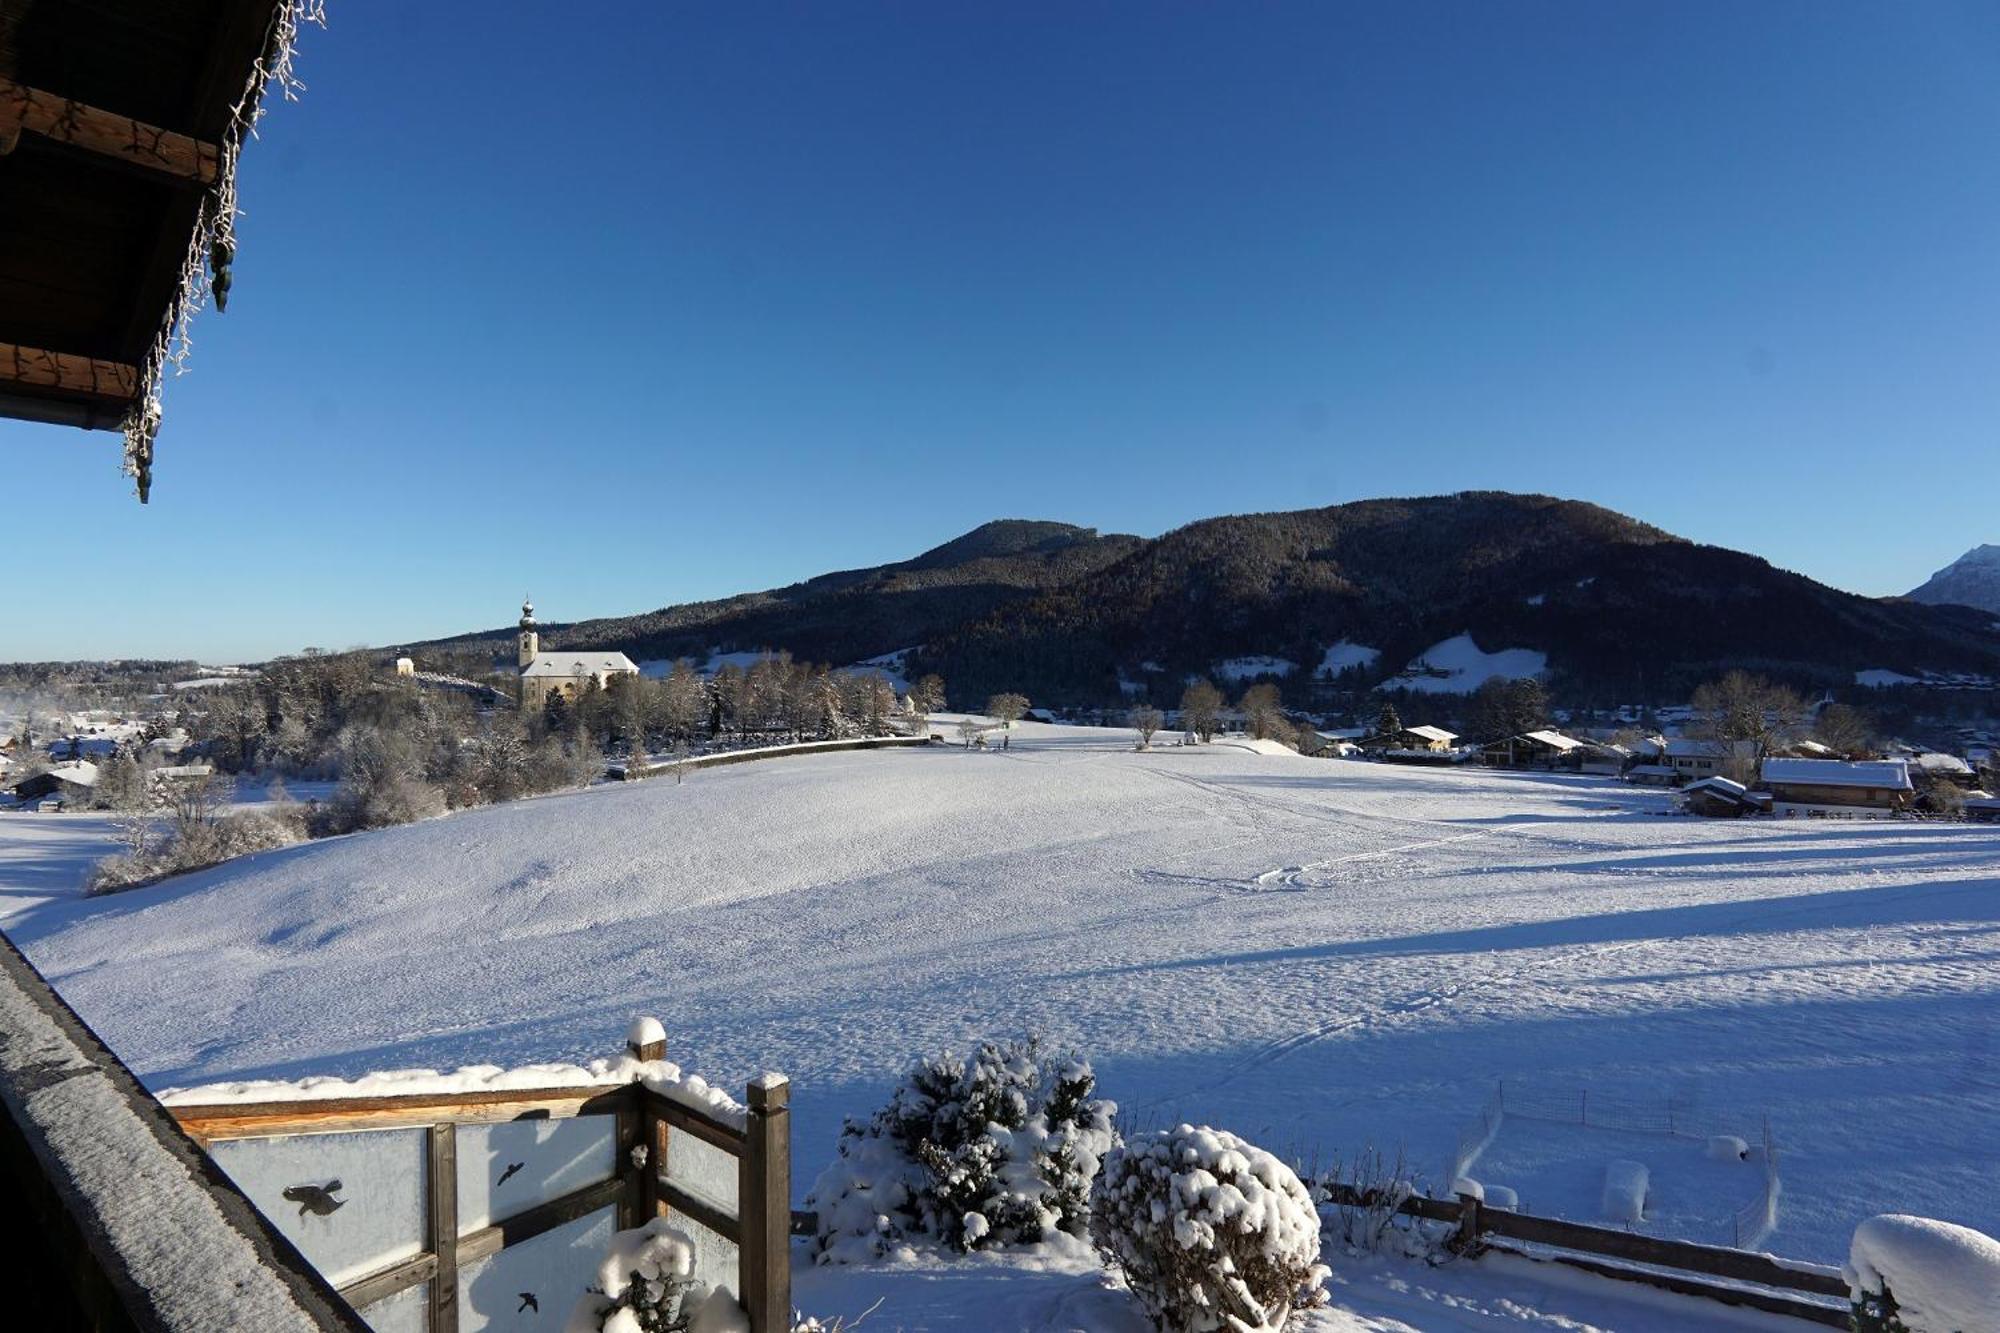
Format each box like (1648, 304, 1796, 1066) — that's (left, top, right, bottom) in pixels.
(427, 1123, 459, 1333)
(615, 1102, 642, 1230)
(628, 1021, 666, 1220)
(1453, 1189, 1484, 1256)
(738, 1074, 791, 1333)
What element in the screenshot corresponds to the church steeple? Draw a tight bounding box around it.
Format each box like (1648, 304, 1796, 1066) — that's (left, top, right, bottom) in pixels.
(517, 596, 539, 670)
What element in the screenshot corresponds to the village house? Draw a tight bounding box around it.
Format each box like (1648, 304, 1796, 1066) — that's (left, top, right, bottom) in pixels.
(1364, 724, 1459, 755)
(1479, 729, 1583, 770)
(10, 761, 100, 809)
(1679, 776, 1769, 818)
(515, 600, 640, 708)
(1761, 758, 1914, 816)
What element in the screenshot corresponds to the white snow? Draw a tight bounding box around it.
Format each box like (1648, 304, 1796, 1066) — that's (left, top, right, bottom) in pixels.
(1846, 1213, 2000, 1332)
(1378, 634, 1549, 694)
(1602, 1160, 1649, 1225)
(1317, 642, 1381, 677)
(3, 720, 2000, 1325)
(160, 1049, 747, 1131)
(1707, 1136, 1749, 1163)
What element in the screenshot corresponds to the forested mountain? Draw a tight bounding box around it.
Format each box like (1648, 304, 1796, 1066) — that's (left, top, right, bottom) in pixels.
(404, 495, 2000, 708)
(412, 520, 1143, 669)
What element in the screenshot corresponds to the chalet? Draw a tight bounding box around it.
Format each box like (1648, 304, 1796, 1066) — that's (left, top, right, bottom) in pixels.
(1678, 776, 1768, 818)
(515, 600, 639, 708)
(1480, 729, 1583, 770)
(1365, 724, 1458, 754)
(10, 761, 99, 808)
(1629, 736, 1756, 783)
(1761, 758, 1914, 815)
(1913, 753, 1976, 788)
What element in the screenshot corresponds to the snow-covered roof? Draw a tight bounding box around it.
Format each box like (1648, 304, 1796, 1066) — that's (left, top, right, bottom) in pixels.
(1683, 776, 1752, 797)
(1761, 758, 1913, 791)
(1915, 753, 1973, 775)
(1521, 729, 1581, 751)
(38, 761, 100, 788)
(521, 651, 639, 679)
(1405, 725, 1458, 743)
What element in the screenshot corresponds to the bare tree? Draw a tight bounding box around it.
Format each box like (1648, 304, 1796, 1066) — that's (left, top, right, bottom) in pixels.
(1813, 702, 1874, 758)
(987, 693, 1030, 728)
(1128, 705, 1164, 750)
(1179, 681, 1223, 742)
(912, 673, 947, 715)
(1689, 670, 1808, 780)
(1239, 683, 1284, 740)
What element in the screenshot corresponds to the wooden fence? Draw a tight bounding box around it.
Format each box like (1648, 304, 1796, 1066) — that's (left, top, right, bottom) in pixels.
(169, 1030, 790, 1333)
(620, 733, 931, 780)
(1322, 1182, 1850, 1327)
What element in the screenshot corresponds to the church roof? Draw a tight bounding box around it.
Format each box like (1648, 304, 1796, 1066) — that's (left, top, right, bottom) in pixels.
(521, 651, 639, 679)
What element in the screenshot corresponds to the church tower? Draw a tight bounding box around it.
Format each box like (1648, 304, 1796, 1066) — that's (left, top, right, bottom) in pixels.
(517, 597, 539, 670)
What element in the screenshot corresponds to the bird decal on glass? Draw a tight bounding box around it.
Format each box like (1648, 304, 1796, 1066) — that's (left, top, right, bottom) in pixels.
(517, 1292, 538, 1313)
(498, 1161, 524, 1187)
(281, 1180, 345, 1217)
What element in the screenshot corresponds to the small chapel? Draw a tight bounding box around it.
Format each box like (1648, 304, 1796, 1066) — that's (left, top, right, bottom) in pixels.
(515, 599, 640, 708)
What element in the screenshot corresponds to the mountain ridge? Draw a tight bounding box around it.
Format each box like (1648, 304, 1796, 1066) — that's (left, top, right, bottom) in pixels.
(400, 493, 2000, 706)
(1907, 544, 2000, 615)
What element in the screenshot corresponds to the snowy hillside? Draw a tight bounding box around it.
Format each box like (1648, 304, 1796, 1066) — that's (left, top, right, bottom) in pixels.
(5, 724, 1999, 1316)
(1908, 542, 2000, 614)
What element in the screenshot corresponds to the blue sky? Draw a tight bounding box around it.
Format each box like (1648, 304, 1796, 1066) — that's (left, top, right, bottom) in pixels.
(8, 2, 1999, 661)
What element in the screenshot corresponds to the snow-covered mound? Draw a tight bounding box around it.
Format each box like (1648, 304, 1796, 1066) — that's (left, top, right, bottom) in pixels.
(1316, 641, 1380, 677)
(1378, 633, 1547, 694)
(1847, 1214, 2000, 1332)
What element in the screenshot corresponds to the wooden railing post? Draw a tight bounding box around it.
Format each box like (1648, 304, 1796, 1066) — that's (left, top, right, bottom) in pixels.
(427, 1123, 459, 1332)
(739, 1074, 791, 1333)
(628, 1020, 667, 1221)
(1452, 1189, 1484, 1256)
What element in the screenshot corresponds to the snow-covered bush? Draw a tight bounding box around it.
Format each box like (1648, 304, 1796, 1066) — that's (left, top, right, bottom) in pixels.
(563, 1217, 747, 1333)
(1091, 1124, 1328, 1333)
(1846, 1214, 2000, 1333)
(807, 1039, 1118, 1261)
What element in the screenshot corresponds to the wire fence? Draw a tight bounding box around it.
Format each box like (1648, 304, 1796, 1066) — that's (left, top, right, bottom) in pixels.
(1450, 1080, 1781, 1249)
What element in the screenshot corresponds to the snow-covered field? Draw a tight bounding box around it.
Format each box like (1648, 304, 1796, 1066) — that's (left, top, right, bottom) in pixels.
(4, 721, 1998, 1328)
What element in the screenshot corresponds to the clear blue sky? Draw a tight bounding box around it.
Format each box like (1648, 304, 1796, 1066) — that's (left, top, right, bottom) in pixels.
(8, 2, 1999, 661)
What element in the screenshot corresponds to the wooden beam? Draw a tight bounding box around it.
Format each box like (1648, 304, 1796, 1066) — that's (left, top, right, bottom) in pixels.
(738, 1075, 791, 1333)
(427, 1125, 459, 1333)
(455, 1177, 626, 1267)
(0, 342, 138, 402)
(0, 79, 219, 183)
(641, 1089, 748, 1153)
(170, 1084, 637, 1141)
(654, 1175, 741, 1245)
(1495, 1246, 1848, 1328)
(337, 1252, 437, 1310)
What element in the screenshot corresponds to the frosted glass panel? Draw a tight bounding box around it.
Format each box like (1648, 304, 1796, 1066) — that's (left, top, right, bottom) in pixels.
(457, 1116, 616, 1231)
(209, 1128, 425, 1286)
(671, 1212, 740, 1301)
(357, 1280, 427, 1333)
(458, 1207, 614, 1332)
(663, 1127, 737, 1213)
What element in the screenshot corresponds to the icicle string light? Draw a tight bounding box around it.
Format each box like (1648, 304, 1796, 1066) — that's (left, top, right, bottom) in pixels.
(121, 1, 326, 502)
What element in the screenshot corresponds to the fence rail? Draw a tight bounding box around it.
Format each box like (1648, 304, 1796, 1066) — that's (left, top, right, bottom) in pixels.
(1320, 1181, 1848, 1327)
(167, 1028, 791, 1333)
